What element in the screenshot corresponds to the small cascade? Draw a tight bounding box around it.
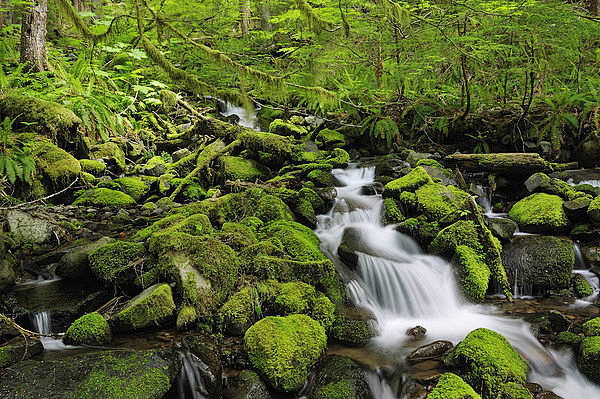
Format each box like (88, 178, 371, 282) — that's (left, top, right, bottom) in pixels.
(219, 101, 260, 131)
(472, 184, 492, 214)
(30, 310, 69, 350)
(169, 352, 210, 399)
(574, 242, 586, 270)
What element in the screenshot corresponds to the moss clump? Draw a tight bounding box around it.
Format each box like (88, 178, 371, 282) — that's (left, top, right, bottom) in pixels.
(269, 118, 308, 137)
(556, 331, 582, 345)
(316, 128, 347, 149)
(499, 382, 531, 399)
(444, 328, 527, 398)
(244, 314, 327, 392)
(578, 336, 600, 384)
(79, 159, 106, 176)
(27, 138, 81, 187)
(574, 273, 594, 298)
(255, 194, 294, 223)
(73, 188, 136, 207)
(216, 222, 258, 251)
(89, 142, 126, 170)
(588, 195, 600, 225)
(331, 312, 374, 346)
(218, 287, 256, 336)
(307, 169, 334, 187)
(220, 155, 267, 182)
(427, 373, 481, 399)
(63, 312, 112, 346)
(88, 241, 146, 284)
(240, 131, 294, 167)
(176, 304, 197, 330)
(114, 177, 151, 202)
(454, 245, 490, 302)
(383, 166, 432, 199)
(383, 198, 405, 225)
(508, 193, 569, 233)
(112, 283, 176, 331)
(428, 220, 480, 257)
(414, 183, 470, 224)
(525, 172, 589, 201)
(583, 317, 600, 336)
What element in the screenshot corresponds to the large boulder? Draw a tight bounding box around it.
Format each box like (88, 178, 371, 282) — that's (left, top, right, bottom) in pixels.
(88, 241, 146, 285)
(112, 284, 175, 331)
(308, 355, 374, 399)
(443, 328, 527, 398)
(0, 349, 180, 398)
(578, 336, 600, 384)
(588, 196, 600, 225)
(56, 237, 114, 279)
(244, 314, 327, 392)
(502, 236, 574, 294)
(427, 372, 482, 399)
(63, 312, 112, 346)
(508, 193, 569, 234)
(6, 210, 60, 245)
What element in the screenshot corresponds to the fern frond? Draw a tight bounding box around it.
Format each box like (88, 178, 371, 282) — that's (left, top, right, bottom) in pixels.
(4, 157, 17, 185)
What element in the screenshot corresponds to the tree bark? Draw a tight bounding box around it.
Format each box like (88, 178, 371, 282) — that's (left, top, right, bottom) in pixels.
(20, 0, 48, 72)
(240, 0, 251, 35)
(260, 0, 271, 31)
(72, 0, 84, 12)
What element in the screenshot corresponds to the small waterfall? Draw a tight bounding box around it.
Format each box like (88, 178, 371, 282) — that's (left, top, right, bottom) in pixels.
(169, 352, 210, 399)
(219, 101, 260, 131)
(472, 184, 492, 214)
(31, 310, 51, 335)
(574, 242, 586, 270)
(316, 165, 600, 398)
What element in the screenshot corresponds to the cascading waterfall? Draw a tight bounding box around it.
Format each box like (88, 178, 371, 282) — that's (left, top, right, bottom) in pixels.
(169, 352, 210, 399)
(219, 101, 260, 131)
(30, 310, 69, 350)
(315, 165, 600, 398)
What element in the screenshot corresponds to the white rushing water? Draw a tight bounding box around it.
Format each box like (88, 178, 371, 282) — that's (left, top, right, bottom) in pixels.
(315, 165, 600, 398)
(171, 352, 209, 399)
(219, 101, 260, 131)
(30, 310, 70, 350)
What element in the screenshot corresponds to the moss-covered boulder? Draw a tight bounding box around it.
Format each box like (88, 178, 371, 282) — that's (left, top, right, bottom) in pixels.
(88, 241, 146, 284)
(383, 198, 405, 225)
(427, 372, 481, 399)
(79, 159, 106, 176)
(508, 193, 569, 234)
(142, 156, 166, 177)
(326, 148, 350, 168)
(524, 172, 587, 201)
(63, 312, 112, 346)
(308, 355, 374, 399)
(383, 166, 432, 199)
(573, 273, 594, 298)
(220, 155, 268, 182)
(588, 196, 600, 225)
(0, 337, 43, 368)
(89, 141, 126, 170)
(114, 177, 151, 202)
(414, 183, 470, 224)
(240, 131, 294, 167)
(28, 138, 81, 189)
(218, 287, 256, 336)
(583, 318, 600, 336)
(453, 245, 490, 302)
(244, 314, 327, 392)
(501, 236, 574, 293)
(578, 336, 600, 384)
(315, 128, 347, 149)
(429, 220, 480, 258)
(0, 349, 180, 399)
(556, 331, 583, 345)
(269, 119, 307, 138)
(331, 306, 375, 346)
(443, 328, 527, 398)
(73, 188, 136, 207)
(112, 283, 175, 331)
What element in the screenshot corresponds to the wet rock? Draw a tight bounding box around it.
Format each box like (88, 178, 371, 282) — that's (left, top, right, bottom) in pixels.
(502, 236, 574, 294)
(580, 240, 600, 267)
(55, 236, 114, 279)
(571, 224, 600, 242)
(535, 391, 564, 399)
(142, 156, 167, 177)
(407, 325, 427, 340)
(172, 148, 191, 163)
(406, 151, 434, 168)
(225, 370, 272, 399)
(182, 335, 223, 399)
(526, 382, 543, 394)
(563, 198, 591, 222)
(308, 355, 374, 399)
(361, 182, 384, 196)
(6, 210, 59, 245)
(485, 217, 517, 241)
(112, 283, 176, 332)
(547, 310, 571, 333)
(0, 337, 43, 368)
(0, 348, 180, 398)
(407, 340, 453, 363)
(331, 305, 375, 346)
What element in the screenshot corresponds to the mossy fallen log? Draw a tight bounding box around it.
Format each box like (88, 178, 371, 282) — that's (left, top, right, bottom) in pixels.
(444, 153, 577, 174)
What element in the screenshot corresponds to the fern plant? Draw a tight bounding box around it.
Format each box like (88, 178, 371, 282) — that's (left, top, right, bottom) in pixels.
(360, 115, 400, 149)
(0, 116, 37, 185)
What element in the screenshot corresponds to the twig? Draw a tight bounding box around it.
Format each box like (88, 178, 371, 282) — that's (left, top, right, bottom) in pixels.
(0, 177, 79, 210)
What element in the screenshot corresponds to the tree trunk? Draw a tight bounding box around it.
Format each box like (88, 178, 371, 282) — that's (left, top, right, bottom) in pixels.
(587, 0, 599, 15)
(72, 0, 84, 12)
(240, 0, 251, 35)
(260, 1, 271, 31)
(20, 0, 48, 72)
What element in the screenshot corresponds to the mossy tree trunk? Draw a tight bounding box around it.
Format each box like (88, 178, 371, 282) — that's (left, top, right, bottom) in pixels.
(240, 0, 251, 35)
(20, 0, 48, 72)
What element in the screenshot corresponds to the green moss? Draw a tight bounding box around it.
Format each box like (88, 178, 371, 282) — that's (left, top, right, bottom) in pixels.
(73, 187, 136, 207)
(113, 283, 176, 330)
(526, 172, 589, 201)
(399, 191, 417, 209)
(556, 331, 582, 345)
(216, 222, 258, 251)
(88, 241, 146, 283)
(455, 245, 490, 302)
(255, 194, 294, 223)
(325, 148, 350, 169)
(427, 373, 481, 399)
(383, 198, 405, 225)
(132, 213, 187, 242)
(383, 166, 432, 199)
(444, 328, 527, 398)
(429, 220, 480, 257)
(311, 294, 335, 332)
(158, 173, 175, 195)
(307, 169, 334, 187)
(578, 336, 600, 384)
(218, 286, 256, 335)
(269, 118, 308, 137)
(79, 159, 106, 176)
(220, 155, 267, 182)
(240, 216, 264, 232)
(244, 314, 327, 392)
(574, 273, 594, 298)
(26, 138, 81, 187)
(312, 380, 355, 399)
(63, 312, 112, 346)
(80, 172, 96, 185)
(240, 131, 294, 167)
(499, 382, 531, 399)
(589, 196, 600, 224)
(583, 317, 600, 336)
(176, 304, 197, 330)
(331, 312, 374, 346)
(114, 177, 151, 202)
(414, 183, 470, 224)
(316, 128, 347, 149)
(508, 193, 569, 233)
(89, 142, 126, 170)
(182, 180, 207, 201)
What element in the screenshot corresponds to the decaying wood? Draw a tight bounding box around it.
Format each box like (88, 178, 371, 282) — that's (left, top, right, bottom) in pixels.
(445, 153, 578, 174)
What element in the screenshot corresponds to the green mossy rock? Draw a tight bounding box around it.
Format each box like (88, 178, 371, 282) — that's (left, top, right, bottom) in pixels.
(383, 166, 432, 199)
(220, 155, 268, 182)
(498, 382, 531, 399)
(443, 328, 527, 398)
(453, 245, 490, 302)
(308, 355, 374, 399)
(556, 331, 582, 345)
(218, 287, 256, 336)
(0, 349, 180, 399)
(26, 138, 81, 189)
(574, 273, 594, 298)
(88, 241, 146, 284)
(414, 183, 470, 224)
(508, 193, 569, 234)
(427, 372, 481, 399)
(307, 169, 334, 187)
(112, 284, 175, 331)
(142, 156, 166, 177)
(524, 172, 588, 201)
(89, 142, 126, 170)
(0, 337, 43, 368)
(429, 220, 480, 258)
(114, 177, 151, 202)
(216, 222, 258, 251)
(578, 336, 600, 384)
(244, 314, 327, 392)
(316, 128, 347, 149)
(331, 308, 375, 346)
(583, 317, 600, 336)
(73, 188, 136, 207)
(79, 159, 106, 176)
(588, 196, 600, 225)
(240, 131, 294, 167)
(383, 198, 405, 225)
(325, 148, 350, 168)
(269, 119, 308, 137)
(63, 312, 112, 346)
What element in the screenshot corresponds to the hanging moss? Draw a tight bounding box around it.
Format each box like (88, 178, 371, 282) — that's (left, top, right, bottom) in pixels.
(454, 245, 490, 302)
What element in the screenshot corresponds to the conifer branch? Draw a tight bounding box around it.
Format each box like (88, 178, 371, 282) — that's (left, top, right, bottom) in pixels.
(294, 0, 330, 35)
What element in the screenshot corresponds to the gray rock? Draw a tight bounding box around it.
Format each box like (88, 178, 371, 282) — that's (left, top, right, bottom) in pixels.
(486, 217, 517, 241)
(56, 237, 114, 279)
(0, 337, 43, 368)
(407, 340, 453, 363)
(564, 198, 591, 222)
(573, 134, 600, 168)
(548, 310, 571, 333)
(580, 240, 600, 267)
(308, 355, 374, 399)
(7, 210, 59, 245)
(406, 151, 433, 168)
(172, 148, 191, 162)
(226, 370, 272, 399)
(571, 224, 600, 242)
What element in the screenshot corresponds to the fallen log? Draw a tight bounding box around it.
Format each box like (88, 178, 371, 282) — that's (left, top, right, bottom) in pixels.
(444, 153, 577, 174)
